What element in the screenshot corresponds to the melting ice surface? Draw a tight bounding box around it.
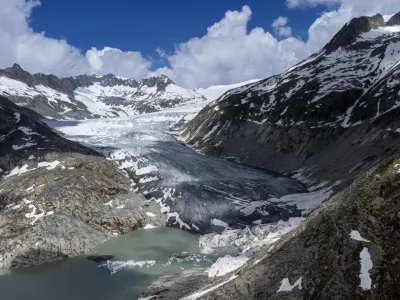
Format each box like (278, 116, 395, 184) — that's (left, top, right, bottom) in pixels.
(44, 103, 307, 232)
(0, 228, 214, 300)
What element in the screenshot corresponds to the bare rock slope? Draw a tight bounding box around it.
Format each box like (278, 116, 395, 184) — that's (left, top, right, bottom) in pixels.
(0, 96, 164, 268)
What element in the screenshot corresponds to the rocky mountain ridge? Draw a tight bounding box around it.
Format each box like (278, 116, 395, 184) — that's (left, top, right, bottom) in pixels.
(0, 64, 205, 119)
(179, 12, 400, 191)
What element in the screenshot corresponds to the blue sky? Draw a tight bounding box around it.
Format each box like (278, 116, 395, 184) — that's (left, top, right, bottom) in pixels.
(30, 0, 324, 63)
(1, 0, 398, 88)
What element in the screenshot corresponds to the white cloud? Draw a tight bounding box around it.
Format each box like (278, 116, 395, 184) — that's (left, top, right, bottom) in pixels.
(85, 47, 151, 78)
(0, 0, 152, 80)
(0, 0, 399, 89)
(272, 16, 292, 37)
(287, 0, 399, 15)
(272, 16, 289, 28)
(154, 1, 398, 88)
(152, 6, 308, 88)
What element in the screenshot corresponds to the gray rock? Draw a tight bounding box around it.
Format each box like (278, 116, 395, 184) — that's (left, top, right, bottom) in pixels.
(325, 14, 385, 52)
(138, 268, 211, 300)
(386, 12, 400, 26)
(87, 255, 115, 263)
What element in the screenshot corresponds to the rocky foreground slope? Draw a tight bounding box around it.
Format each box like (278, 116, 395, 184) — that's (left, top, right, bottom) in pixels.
(0, 96, 164, 268)
(0, 64, 205, 119)
(180, 13, 400, 191)
(140, 152, 400, 299)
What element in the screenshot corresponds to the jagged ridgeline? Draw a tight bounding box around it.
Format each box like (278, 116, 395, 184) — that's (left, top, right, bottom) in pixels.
(0, 64, 205, 119)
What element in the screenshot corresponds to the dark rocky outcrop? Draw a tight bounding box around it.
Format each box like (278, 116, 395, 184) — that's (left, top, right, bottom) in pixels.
(386, 12, 400, 26)
(196, 154, 400, 299)
(325, 14, 385, 52)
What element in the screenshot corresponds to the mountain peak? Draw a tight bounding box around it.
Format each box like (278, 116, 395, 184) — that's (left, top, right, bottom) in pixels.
(386, 11, 400, 26)
(324, 14, 385, 52)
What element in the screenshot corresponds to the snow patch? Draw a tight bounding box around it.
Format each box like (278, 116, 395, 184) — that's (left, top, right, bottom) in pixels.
(136, 165, 158, 175)
(277, 277, 302, 292)
(206, 255, 249, 277)
(359, 247, 373, 290)
(144, 224, 157, 229)
(350, 230, 371, 243)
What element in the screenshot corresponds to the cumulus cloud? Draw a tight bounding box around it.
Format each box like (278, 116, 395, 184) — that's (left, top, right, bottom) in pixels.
(1, 0, 399, 88)
(153, 1, 399, 88)
(272, 16, 292, 37)
(152, 6, 308, 88)
(85, 47, 151, 78)
(0, 0, 152, 79)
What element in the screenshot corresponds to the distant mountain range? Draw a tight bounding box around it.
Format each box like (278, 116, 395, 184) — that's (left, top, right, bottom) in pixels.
(0, 64, 208, 119)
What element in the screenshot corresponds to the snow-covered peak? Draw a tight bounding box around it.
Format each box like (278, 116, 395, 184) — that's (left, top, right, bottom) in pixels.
(195, 79, 261, 101)
(0, 65, 206, 119)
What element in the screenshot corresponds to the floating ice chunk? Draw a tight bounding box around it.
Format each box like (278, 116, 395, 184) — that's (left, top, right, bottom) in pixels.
(206, 255, 249, 277)
(99, 259, 156, 275)
(359, 247, 373, 290)
(350, 230, 371, 243)
(144, 224, 157, 229)
(277, 277, 302, 292)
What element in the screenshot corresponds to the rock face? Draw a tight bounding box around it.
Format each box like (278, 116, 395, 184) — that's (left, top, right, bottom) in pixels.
(140, 154, 400, 300)
(325, 14, 385, 52)
(0, 96, 165, 268)
(386, 12, 400, 26)
(0, 65, 205, 119)
(192, 154, 400, 299)
(180, 12, 400, 190)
